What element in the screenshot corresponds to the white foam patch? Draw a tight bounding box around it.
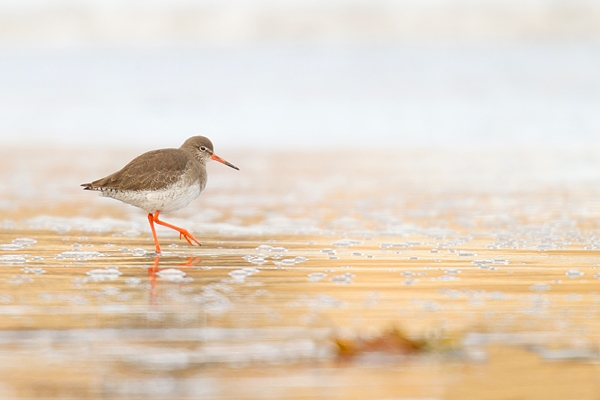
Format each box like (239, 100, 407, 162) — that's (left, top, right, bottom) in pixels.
(156, 269, 191, 283)
(57, 250, 103, 260)
(0, 255, 26, 264)
(86, 268, 122, 282)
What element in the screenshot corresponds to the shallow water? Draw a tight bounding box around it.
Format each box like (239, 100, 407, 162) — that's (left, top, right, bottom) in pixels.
(2, 146, 600, 398)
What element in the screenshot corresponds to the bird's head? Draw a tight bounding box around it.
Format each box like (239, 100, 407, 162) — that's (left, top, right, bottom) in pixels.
(181, 136, 239, 170)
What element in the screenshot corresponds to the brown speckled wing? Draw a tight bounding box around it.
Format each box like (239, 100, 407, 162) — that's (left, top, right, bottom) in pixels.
(90, 149, 194, 191)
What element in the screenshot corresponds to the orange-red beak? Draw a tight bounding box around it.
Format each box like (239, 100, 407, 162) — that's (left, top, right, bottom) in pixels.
(211, 153, 239, 170)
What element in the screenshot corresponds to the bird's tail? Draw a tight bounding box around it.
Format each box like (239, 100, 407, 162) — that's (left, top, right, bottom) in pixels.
(81, 183, 95, 191)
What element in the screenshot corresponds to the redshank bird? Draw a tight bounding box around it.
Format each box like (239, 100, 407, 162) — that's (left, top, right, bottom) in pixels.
(81, 136, 238, 254)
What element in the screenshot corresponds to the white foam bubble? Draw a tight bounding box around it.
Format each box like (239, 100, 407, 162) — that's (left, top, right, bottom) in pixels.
(308, 272, 327, 282)
(86, 268, 122, 282)
(8, 274, 33, 285)
(331, 239, 363, 247)
(0, 244, 23, 251)
(566, 268, 584, 278)
(330, 272, 355, 284)
(58, 250, 103, 260)
(12, 238, 37, 246)
(22, 267, 46, 275)
(156, 268, 191, 283)
(0, 255, 26, 264)
(132, 248, 147, 257)
(125, 277, 142, 286)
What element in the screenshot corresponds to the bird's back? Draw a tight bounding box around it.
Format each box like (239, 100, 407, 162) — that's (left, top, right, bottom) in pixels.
(83, 148, 197, 192)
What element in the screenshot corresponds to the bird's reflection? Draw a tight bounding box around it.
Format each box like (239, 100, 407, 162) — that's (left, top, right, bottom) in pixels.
(179, 256, 201, 267)
(147, 255, 201, 307)
(147, 256, 160, 307)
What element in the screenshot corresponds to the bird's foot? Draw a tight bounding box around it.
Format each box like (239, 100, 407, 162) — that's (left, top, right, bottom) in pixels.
(178, 230, 201, 247)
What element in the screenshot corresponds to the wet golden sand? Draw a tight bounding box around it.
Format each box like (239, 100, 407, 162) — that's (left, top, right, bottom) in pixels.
(2, 145, 600, 398)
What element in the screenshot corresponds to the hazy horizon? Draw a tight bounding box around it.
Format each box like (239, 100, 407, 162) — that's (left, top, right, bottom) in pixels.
(1, 0, 600, 46)
(1, 0, 599, 150)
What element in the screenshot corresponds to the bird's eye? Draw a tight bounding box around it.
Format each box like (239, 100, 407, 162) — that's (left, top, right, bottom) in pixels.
(200, 146, 207, 151)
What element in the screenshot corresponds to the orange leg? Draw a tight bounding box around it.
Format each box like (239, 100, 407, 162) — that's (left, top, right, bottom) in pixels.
(147, 213, 161, 254)
(149, 211, 201, 251)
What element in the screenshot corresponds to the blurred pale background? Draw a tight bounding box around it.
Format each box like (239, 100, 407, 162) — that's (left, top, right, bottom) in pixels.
(2, 4, 600, 398)
(0, 0, 599, 149)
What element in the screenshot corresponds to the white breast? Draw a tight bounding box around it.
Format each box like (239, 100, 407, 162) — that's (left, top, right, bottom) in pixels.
(101, 178, 205, 214)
